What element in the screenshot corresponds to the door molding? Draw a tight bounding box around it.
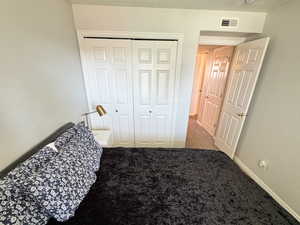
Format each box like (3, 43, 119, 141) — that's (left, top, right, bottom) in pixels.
(199, 35, 247, 46)
(77, 30, 184, 147)
(197, 49, 214, 128)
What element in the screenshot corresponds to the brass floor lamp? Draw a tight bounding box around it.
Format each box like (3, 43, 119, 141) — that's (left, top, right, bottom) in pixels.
(82, 105, 107, 129)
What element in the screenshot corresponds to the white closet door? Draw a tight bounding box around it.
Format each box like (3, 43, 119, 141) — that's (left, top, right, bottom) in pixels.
(82, 39, 135, 147)
(133, 40, 177, 147)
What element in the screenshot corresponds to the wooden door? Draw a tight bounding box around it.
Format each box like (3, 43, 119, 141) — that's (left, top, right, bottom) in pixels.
(200, 46, 234, 136)
(81, 38, 135, 147)
(215, 38, 270, 158)
(133, 40, 177, 147)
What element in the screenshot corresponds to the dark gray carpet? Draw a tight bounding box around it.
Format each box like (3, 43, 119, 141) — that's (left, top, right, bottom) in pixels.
(48, 148, 299, 225)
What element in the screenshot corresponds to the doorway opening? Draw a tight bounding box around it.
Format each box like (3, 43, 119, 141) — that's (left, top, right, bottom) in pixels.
(185, 31, 269, 158)
(186, 44, 235, 150)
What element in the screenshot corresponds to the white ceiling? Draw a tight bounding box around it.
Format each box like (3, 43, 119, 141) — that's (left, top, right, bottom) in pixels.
(70, 0, 291, 12)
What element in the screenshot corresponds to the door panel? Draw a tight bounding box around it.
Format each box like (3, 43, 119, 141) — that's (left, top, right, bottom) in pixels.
(136, 114, 153, 146)
(114, 69, 129, 104)
(215, 38, 270, 158)
(156, 70, 170, 105)
(133, 40, 177, 147)
(154, 114, 169, 146)
(138, 48, 152, 64)
(93, 47, 109, 63)
(82, 39, 135, 147)
(200, 46, 234, 136)
(112, 47, 127, 64)
(118, 115, 132, 143)
(139, 70, 152, 105)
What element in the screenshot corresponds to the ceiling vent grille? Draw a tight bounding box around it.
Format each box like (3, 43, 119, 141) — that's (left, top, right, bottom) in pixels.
(221, 18, 239, 28)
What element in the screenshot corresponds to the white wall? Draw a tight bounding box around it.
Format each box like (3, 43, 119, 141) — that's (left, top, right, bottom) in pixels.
(0, 0, 87, 170)
(72, 4, 266, 146)
(235, 0, 300, 217)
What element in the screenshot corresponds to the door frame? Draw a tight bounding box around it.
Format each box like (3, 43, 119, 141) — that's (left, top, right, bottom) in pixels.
(77, 30, 184, 147)
(197, 47, 214, 128)
(188, 34, 260, 144)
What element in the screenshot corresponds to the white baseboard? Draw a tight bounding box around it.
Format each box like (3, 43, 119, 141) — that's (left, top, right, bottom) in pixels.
(234, 157, 300, 222)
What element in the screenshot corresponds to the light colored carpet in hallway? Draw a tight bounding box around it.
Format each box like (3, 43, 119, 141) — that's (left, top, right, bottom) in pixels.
(185, 118, 218, 150)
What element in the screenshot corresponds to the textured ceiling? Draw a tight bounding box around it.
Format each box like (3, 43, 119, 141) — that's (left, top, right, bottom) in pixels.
(70, 0, 291, 12)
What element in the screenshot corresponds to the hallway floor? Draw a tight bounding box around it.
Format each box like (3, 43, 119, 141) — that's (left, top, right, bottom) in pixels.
(185, 117, 218, 150)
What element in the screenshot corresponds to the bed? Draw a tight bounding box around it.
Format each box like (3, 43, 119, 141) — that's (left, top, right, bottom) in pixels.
(1, 123, 298, 225)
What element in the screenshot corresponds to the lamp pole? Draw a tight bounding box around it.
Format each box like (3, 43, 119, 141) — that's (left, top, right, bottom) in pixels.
(81, 105, 107, 129)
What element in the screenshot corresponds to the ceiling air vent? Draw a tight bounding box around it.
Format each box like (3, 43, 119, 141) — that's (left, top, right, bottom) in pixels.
(221, 18, 239, 28)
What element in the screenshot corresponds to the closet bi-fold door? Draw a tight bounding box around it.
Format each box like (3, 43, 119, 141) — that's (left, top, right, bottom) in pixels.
(133, 40, 178, 147)
(82, 38, 135, 147)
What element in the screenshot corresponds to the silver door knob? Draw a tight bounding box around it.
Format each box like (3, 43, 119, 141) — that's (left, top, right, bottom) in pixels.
(149, 110, 152, 114)
(115, 109, 119, 113)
